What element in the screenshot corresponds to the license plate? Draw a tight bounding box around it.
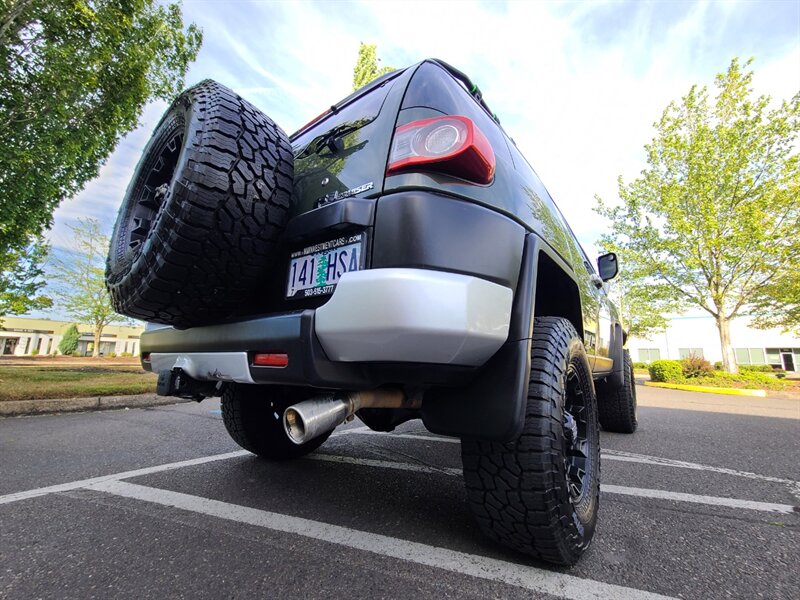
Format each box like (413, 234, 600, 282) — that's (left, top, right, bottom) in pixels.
(285, 232, 366, 299)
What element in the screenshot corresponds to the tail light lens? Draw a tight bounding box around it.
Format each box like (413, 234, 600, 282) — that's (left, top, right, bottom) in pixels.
(252, 353, 289, 368)
(387, 115, 495, 184)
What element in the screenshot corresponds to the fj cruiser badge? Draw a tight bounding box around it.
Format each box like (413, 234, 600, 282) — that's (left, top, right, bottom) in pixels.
(315, 181, 374, 207)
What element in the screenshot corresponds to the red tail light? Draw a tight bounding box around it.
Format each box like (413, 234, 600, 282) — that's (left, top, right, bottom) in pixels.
(252, 353, 289, 368)
(387, 115, 495, 184)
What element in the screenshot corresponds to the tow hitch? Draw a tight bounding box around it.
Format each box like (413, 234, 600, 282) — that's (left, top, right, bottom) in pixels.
(156, 368, 221, 401)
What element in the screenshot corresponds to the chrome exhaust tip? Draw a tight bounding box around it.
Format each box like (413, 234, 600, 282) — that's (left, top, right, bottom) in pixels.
(283, 389, 420, 445)
(283, 396, 350, 445)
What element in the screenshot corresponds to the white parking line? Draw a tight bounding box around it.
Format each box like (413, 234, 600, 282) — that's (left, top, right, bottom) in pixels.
(0, 450, 249, 505)
(306, 454, 797, 514)
(601, 485, 796, 513)
(311, 453, 462, 476)
(2, 430, 796, 515)
(88, 479, 676, 600)
(341, 430, 800, 500)
(602, 450, 800, 499)
(0, 426, 374, 506)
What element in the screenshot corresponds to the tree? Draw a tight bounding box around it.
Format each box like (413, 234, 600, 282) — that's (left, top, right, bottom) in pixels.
(749, 262, 799, 335)
(596, 59, 800, 373)
(352, 42, 394, 91)
(0, 236, 51, 322)
(57, 323, 79, 355)
(608, 252, 679, 340)
(0, 0, 202, 258)
(50, 218, 120, 357)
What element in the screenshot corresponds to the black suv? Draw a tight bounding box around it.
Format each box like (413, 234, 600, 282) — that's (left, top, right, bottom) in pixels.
(106, 59, 638, 565)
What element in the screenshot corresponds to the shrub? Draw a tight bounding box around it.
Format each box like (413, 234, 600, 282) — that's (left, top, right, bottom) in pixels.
(648, 359, 683, 382)
(30, 348, 39, 356)
(632, 361, 649, 370)
(58, 324, 80, 356)
(120, 352, 133, 357)
(739, 364, 780, 373)
(681, 355, 713, 378)
(705, 370, 788, 390)
(713, 361, 723, 370)
(108, 352, 117, 358)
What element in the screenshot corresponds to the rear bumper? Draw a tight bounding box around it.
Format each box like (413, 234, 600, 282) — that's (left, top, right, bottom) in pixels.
(143, 268, 512, 388)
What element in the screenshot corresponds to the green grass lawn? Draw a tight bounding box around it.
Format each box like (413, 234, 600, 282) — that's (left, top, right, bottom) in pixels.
(0, 366, 157, 401)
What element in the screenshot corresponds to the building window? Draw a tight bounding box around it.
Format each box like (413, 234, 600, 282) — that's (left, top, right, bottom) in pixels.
(735, 348, 767, 366)
(679, 348, 704, 359)
(638, 348, 661, 363)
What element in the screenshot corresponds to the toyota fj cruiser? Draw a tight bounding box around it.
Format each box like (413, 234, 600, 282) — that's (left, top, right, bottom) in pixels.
(106, 59, 637, 565)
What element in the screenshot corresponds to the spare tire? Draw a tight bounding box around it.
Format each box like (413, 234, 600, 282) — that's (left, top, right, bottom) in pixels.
(106, 79, 293, 327)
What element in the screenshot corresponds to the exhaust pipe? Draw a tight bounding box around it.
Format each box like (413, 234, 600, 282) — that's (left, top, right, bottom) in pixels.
(283, 389, 419, 445)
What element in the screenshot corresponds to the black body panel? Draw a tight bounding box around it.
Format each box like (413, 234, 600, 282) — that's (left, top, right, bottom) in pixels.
(284, 197, 376, 243)
(422, 233, 538, 441)
(372, 192, 526, 289)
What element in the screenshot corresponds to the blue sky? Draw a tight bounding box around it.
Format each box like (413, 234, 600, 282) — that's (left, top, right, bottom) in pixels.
(49, 0, 800, 258)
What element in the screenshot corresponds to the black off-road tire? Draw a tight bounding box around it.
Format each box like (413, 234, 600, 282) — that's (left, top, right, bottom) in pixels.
(221, 384, 331, 460)
(461, 317, 600, 566)
(596, 349, 638, 433)
(106, 79, 293, 328)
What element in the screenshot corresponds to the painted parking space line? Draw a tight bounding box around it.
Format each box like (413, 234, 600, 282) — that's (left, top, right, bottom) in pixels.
(88, 479, 676, 600)
(0, 450, 248, 506)
(602, 449, 800, 498)
(310, 452, 462, 476)
(305, 454, 798, 515)
(2, 426, 795, 515)
(342, 430, 800, 499)
(0, 425, 373, 506)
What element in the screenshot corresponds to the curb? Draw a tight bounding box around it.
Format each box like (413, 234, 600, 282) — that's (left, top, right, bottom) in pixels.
(643, 381, 767, 397)
(0, 393, 192, 417)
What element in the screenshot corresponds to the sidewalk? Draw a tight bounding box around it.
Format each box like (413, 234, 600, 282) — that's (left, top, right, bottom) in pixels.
(0, 393, 188, 417)
(636, 383, 800, 419)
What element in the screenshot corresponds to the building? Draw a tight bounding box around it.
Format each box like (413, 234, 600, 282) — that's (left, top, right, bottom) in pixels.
(627, 310, 800, 372)
(0, 317, 143, 357)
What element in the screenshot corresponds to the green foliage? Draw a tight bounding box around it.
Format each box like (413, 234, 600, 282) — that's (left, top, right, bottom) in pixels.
(352, 42, 394, 91)
(0, 0, 202, 255)
(49, 218, 120, 357)
(58, 323, 80, 355)
(681, 355, 713, 378)
(120, 351, 133, 357)
(648, 359, 683, 382)
(596, 58, 800, 372)
(610, 254, 678, 339)
(705, 370, 789, 390)
(30, 347, 39, 356)
(0, 237, 51, 320)
(748, 262, 799, 334)
(739, 364, 781, 373)
(632, 361, 649, 370)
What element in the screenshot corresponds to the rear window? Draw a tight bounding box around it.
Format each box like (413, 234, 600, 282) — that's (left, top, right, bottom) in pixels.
(292, 78, 394, 148)
(289, 77, 398, 217)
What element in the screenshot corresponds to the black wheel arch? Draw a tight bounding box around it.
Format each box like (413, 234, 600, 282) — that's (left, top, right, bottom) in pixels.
(422, 232, 585, 442)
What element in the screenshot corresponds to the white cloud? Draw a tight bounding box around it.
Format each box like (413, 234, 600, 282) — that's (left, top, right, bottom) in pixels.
(48, 0, 799, 262)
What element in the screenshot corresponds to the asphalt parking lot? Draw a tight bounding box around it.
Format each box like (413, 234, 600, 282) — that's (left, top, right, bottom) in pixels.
(1, 385, 798, 599)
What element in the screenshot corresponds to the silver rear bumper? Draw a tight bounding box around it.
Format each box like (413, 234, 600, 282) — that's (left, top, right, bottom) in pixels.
(315, 268, 512, 365)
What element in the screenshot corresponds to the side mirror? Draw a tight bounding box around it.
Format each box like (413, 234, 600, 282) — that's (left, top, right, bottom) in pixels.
(597, 252, 618, 282)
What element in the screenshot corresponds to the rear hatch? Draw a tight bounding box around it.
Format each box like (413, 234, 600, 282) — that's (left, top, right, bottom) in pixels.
(239, 69, 411, 314)
(289, 70, 407, 218)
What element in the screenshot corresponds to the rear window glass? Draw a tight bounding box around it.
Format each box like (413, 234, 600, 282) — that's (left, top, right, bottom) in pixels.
(292, 79, 394, 150)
